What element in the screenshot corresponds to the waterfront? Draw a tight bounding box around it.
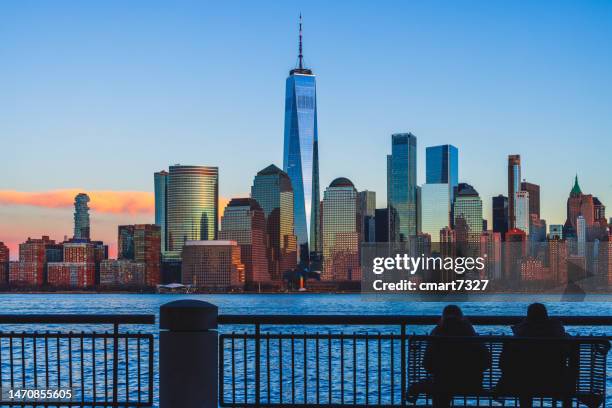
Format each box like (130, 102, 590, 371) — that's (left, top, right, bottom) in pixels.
(0, 294, 610, 406)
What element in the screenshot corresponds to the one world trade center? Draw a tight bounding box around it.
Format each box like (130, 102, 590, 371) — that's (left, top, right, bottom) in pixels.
(283, 16, 320, 265)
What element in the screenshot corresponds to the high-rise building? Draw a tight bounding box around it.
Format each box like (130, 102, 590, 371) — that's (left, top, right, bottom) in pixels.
(0, 242, 9, 285)
(593, 197, 606, 222)
(181, 240, 244, 290)
(480, 231, 502, 280)
(73, 193, 91, 240)
(387, 133, 417, 241)
(117, 224, 161, 286)
(47, 262, 95, 288)
(514, 191, 530, 234)
(9, 236, 55, 286)
(507, 155, 521, 229)
(375, 208, 389, 243)
(453, 183, 483, 253)
(520, 181, 540, 219)
(492, 195, 509, 238)
(283, 17, 320, 262)
(505, 228, 527, 281)
(420, 183, 451, 242)
(219, 198, 269, 286)
(251, 164, 298, 281)
(322, 178, 361, 281)
(566, 175, 594, 231)
(100, 260, 145, 286)
(358, 191, 376, 243)
(164, 165, 218, 260)
(549, 225, 563, 240)
(154, 170, 169, 253)
(577, 215, 587, 256)
(426, 144, 458, 204)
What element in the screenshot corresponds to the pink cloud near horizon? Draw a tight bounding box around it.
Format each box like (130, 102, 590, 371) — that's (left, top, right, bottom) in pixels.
(0, 189, 155, 215)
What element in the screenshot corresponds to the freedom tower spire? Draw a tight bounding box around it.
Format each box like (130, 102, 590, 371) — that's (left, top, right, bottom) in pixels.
(283, 15, 320, 265)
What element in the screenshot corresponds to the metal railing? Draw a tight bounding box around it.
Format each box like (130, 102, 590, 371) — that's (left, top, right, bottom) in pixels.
(0, 314, 155, 407)
(218, 315, 612, 407)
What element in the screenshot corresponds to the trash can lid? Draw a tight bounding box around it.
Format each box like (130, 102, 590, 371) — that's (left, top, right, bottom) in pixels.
(160, 299, 218, 331)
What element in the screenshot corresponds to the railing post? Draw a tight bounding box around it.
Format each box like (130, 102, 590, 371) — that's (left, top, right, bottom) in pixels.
(159, 300, 218, 408)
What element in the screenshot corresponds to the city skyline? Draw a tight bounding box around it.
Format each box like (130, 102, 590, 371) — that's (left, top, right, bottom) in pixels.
(2, 2, 611, 258)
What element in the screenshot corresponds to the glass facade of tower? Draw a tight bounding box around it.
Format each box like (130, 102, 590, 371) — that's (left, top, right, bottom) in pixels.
(166, 165, 218, 260)
(387, 133, 417, 241)
(507, 155, 521, 229)
(73, 193, 90, 240)
(283, 72, 320, 261)
(453, 183, 483, 244)
(514, 190, 530, 234)
(426, 144, 458, 203)
(251, 165, 297, 280)
(322, 178, 360, 281)
(420, 184, 450, 242)
(154, 171, 168, 254)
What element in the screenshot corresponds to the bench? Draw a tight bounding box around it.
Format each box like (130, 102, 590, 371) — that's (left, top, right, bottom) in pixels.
(408, 335, 610, 407)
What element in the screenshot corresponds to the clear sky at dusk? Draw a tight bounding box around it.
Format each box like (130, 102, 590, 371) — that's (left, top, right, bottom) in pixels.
(1, 1, 611, 258)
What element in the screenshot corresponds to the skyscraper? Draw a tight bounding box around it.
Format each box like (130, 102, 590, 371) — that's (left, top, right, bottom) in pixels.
(154, 170, 168, 253)
(283, 16, 320, 263)
(73, 193, 90, 240)
(322, 178, 361, 281)
(492, 195, 509, 238)
(358, 191, 376, 243)
(251, 164, 298, 281)
(0, 242, 9, 285)
(219, 198, 269, 286)
(181, 241, 244, 290)
(116, 224, 161, 286)
(565, 175, 594, 233)
(420, 183, 451, 242)
(520, 181, 540, 219)
(165, 165, 218, 260)
(507, 155, 521, 229)
(577, 215, 587, 256)
(426, 144, 458, 204)
(453, 183, 483, 250)
(387, 133, 417, 241)
(514, 190, 530, 234)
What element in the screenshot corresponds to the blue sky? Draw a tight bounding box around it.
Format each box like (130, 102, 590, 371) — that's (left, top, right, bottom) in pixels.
(1, 0, 611, 242)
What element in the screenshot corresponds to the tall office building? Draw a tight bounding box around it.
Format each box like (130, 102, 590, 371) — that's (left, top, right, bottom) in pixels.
(358, 191, 376, 243)
(593, 197, 606, 222)
(507, 155, 521, 229)
(9, 236, 55, 286)
(565, 175, 594, 233)
(181, 241, 244, 290)
(283, 16, 320, 262)
(420, 183, 451, 242)
(164, 165, 219, 260)
(219, 198, 269, 286)
(453, 183, 483, 247)
(426, 144, 458, 204)
(549, 225, 563, 240)
(387, 133, 417, 241)
(154, 171, 168, 253)
(322, 178, 361, 281)
(480, 231, 502, 280)
(251, 164, 298, 281)
(514, 191, 530, 234)
(492, 195, 509, 238)
(73, 193, 90, 240)
(577, 215, 587, 256)
(375, 209, 390, 243)
(0, 242, 9, 285)
(521, 181, 540, 219)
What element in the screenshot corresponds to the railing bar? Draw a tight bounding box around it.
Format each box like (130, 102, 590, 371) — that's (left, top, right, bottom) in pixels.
(147, 334, 154, 406)
(33, 334, 38, 389)
(104, 334, 108, 402)
(266, 333, 271, 404)
(93, 332, 97, 402)
(316, 333, 319, 405)
(390, 333, 394, 404)
(353, 333, 356, 404)
(125, 336, 129, 402)
(243, 331, 247, 405)
(328, 331, 332, 405)
(9, 334, 14, 389)
(231, 334, 236, 405)
(291, 332, 295, 405)
(0, 337, 3, 389)
(56, 334, 61, 389)
(279, 336, 283, 404)
(303, 332, 307, 404)
(44, 333, 48, 388)
(21, 334, 25, 388)
(340, 333, 344, 405)
(255, 323, 260, 405)
(137, 335, 141, 403)
(112, 323, 118, 404)
(365, 332, 369, 405)
(378, 332, 381, 405)
(80, 332, 84, 403)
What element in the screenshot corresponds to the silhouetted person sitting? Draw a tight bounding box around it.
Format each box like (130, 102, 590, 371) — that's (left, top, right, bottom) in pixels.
(411, 305, 489, 407)
(497, 303, 572, 407)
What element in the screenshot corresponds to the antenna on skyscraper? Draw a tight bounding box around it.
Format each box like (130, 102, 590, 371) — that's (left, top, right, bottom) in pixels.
(298, 13, 304, 69)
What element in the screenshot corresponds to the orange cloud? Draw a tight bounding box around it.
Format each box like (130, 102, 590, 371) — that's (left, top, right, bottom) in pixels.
(0, 189, 154, 215)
